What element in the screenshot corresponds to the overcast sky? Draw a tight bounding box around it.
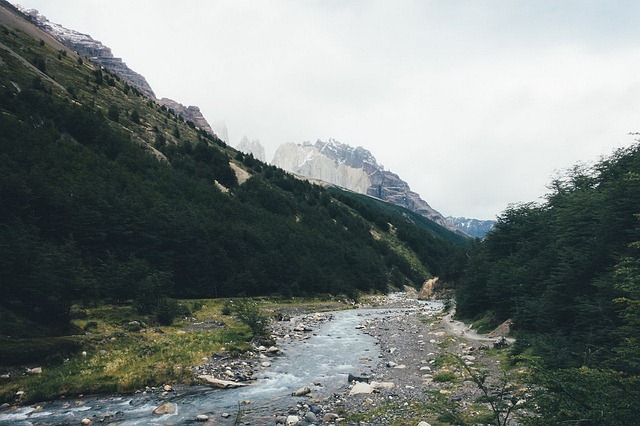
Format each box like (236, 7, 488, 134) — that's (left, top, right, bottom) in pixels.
(15, 1, 640, 219)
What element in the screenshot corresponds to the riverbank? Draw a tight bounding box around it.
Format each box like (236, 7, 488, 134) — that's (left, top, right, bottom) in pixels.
(263, 293, 518, 426)
(0, 293, 520, 425)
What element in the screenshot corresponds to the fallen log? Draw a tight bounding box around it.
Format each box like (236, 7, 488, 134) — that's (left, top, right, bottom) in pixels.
(197, 375, 249, 389)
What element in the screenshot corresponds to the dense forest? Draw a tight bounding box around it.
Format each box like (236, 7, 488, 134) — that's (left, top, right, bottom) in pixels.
(0, 11, 466, 333)
(456, 143, 640, 424)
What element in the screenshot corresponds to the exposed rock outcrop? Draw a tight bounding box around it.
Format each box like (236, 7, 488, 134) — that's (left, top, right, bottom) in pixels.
(272, 139, 464, 235)
(158, 98, 214, 135)
(18, 7, 224, 141)
(237, 136, 266, 162)
(18, 7, 155, 98)
(417, 277, 439, 300)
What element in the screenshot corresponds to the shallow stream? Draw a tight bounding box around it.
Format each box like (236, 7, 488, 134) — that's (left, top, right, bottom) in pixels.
(0, 301, 441, 425)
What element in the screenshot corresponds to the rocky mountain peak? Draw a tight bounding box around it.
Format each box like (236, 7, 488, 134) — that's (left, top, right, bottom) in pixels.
(307, 139, 380, 171)
(272, 139, 465, 236)
(237, 136, 266, 162)
(446, 217, 495, 239)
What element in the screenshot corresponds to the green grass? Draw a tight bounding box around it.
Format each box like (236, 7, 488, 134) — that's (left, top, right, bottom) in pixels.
(0, 300, 253, 404)
(0, 296, 353, 404)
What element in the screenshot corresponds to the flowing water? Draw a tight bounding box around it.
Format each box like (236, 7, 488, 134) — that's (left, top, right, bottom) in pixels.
(0, 301, 441, 425)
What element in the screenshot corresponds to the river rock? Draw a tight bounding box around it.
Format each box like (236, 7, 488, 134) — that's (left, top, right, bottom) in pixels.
(266, 346, 280, 354)
(152, 401, 177, 415)
(349, 382, 374, 395)
(195, 414, 209, 421)
(163, 384, 173, 392)
(292, 386, 311, 396)
(286, 414, 299, 425)
(80, 418, 92, 425)
(261, 361, 272, 367)
(198, 375, 249, 388)
(323, 413, 339, 422)
(417, 422, 432, 426)
(304, 411, 318, 423)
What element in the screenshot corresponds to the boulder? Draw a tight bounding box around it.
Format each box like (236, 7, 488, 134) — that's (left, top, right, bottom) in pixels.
(417, 277, 439, 300)
(80, 419, 92, 425)
(152, 402, 177, 415)
(323, 413, 340, 422)
(304, 411, 318, 423)
(292, 386, 311, 396)
(195, 414, 209, 421)
(26, 367, 42, 375)
(286, 414, 299, 425)
(349, 382, 374, 395)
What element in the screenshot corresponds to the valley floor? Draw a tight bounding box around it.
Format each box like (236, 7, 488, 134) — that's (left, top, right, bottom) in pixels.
(0, 294, 518, 425)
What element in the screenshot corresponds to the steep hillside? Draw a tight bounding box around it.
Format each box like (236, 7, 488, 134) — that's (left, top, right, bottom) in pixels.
(272, 139, 466, 236)
(0, 2, 466, 331)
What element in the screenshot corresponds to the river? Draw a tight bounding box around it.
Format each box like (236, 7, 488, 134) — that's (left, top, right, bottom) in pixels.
(0, 301, 442, 425)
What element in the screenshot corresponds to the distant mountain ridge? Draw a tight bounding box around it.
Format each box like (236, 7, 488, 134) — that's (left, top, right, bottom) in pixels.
(447, 217, 495, 238)
(272, 139, 466, 236)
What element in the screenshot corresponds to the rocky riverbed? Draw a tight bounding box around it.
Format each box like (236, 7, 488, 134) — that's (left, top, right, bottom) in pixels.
(199, 293, 510, 425)
(0, 293, 512, 425)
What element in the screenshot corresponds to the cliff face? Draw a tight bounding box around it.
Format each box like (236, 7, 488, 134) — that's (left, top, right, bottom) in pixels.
(272, 139, 464, 235)
(18, 7, 156, 98)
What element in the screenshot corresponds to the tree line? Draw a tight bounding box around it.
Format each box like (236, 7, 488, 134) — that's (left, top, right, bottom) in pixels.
(455, 143, 640, 424)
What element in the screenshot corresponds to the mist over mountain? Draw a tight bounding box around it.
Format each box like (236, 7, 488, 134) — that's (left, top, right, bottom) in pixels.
(236, 135, 266, 162)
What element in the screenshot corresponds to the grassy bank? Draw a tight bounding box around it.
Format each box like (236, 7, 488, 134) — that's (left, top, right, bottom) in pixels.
(0, 296, 351, 405)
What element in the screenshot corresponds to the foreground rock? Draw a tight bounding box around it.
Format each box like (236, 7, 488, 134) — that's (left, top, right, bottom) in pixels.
(152, 401, 177, 415)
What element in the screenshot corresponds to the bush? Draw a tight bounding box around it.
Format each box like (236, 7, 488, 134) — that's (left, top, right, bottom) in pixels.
(227, 298, 269, 338)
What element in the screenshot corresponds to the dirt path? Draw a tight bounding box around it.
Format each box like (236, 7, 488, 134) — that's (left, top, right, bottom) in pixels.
(441, 309, 516, 344)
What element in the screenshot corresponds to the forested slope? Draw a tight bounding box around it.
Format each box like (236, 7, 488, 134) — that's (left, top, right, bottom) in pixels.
(456, 143, 640, 424)
(0, 7, 466, 333)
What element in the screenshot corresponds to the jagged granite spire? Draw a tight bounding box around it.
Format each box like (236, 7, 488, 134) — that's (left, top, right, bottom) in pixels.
(237, 136, 266, 162)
